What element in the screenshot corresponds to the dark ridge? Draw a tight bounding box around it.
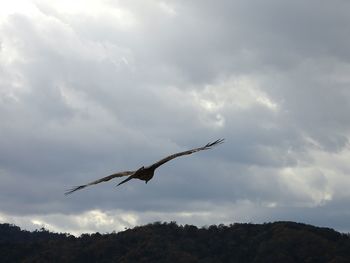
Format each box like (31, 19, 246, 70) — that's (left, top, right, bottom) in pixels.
(1, 221, 350, 262)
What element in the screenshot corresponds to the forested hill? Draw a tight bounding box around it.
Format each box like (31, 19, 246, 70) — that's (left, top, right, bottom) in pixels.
(1, 221, 350, 262)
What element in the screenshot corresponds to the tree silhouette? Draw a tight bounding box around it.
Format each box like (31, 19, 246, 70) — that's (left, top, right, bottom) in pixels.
(0, 221, 349, 262)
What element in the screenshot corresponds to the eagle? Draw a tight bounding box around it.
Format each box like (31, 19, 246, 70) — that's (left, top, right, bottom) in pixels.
(65, 139, 224, 195)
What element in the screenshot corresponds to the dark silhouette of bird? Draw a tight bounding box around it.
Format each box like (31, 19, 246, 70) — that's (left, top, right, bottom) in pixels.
(65, 139, 224, 195)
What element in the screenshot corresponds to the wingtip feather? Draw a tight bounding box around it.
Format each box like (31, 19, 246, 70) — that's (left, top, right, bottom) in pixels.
(64, 185, 85, 195)
(205, 138, 225, 148)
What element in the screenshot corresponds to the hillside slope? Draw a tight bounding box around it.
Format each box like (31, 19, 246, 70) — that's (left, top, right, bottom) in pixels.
(0, 221, 349, 262)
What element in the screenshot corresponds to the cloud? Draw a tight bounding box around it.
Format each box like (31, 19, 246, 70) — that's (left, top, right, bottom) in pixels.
(0, 0, 350, 233)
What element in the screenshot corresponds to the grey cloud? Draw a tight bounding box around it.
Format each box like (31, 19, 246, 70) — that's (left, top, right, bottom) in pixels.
(0, 0, 350, 233)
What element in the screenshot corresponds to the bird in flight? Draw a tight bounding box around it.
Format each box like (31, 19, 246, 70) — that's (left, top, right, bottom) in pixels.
(65, 139, 224, 195)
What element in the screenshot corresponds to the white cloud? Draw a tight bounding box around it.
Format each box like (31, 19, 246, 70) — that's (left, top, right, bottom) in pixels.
(0, 0, 39, 17)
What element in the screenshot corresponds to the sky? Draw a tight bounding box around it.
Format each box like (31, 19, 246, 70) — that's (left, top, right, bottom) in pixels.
(1, 0, 350, 235)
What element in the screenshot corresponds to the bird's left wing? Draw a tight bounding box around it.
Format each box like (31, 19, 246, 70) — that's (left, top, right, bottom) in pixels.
(65, 170, 135, 195)
(148, 138, 224, 170)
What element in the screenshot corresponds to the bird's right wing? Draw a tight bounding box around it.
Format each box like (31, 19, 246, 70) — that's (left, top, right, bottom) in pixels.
(65, 170, 135, 195)
(149, 139, 224, 170)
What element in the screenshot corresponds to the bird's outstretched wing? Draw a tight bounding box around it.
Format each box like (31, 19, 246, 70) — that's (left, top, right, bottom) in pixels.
(149, 138, 224, 170)
(65, 170, 134, 195)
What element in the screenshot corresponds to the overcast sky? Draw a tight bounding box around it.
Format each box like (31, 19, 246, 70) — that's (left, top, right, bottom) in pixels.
(1, 0, 350, 235)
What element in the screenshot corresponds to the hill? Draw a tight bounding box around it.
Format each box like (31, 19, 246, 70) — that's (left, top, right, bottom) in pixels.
(0, 221, 349, 262)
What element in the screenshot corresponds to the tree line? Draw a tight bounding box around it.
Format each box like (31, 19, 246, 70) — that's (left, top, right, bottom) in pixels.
(0, 221, 349, 262)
